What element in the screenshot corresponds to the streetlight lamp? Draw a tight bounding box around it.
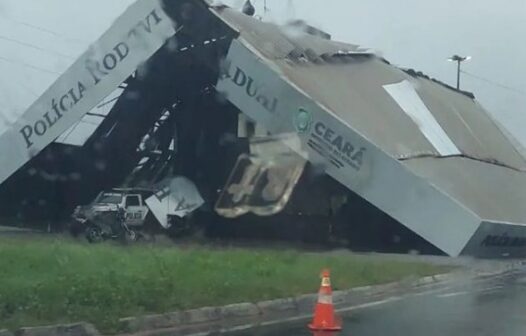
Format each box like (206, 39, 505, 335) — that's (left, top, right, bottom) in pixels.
(448, 55, 471, 90)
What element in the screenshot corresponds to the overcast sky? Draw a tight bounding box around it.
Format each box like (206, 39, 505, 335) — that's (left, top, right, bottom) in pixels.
(0, 0, 525, 142)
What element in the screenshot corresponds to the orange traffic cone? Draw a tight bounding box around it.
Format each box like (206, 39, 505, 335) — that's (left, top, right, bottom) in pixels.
(308, 269, 342, 331)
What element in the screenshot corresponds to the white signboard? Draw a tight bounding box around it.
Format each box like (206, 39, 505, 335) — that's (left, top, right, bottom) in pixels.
(146, 176, 205, 229)
(0, 0, 175, 185)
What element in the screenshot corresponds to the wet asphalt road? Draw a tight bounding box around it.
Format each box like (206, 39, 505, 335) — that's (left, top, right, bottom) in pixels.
(224, 267, 526, 336)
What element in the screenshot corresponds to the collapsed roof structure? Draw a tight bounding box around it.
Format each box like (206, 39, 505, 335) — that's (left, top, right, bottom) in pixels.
(1, 0, 526, 257)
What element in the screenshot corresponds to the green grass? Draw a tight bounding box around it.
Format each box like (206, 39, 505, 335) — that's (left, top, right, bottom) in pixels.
(0, 238, 449, 333)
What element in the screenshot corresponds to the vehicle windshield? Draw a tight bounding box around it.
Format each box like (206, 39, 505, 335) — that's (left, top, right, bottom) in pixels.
(95, 193, 123, 205)
(0, 1, 524, 335)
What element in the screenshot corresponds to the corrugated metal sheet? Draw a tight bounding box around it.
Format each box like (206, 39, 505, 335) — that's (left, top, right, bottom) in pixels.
(413, 76, 526, 169)
(383, 80, 461, 156)
(403, 156, 526, 224)
(211, 8, 296, 60)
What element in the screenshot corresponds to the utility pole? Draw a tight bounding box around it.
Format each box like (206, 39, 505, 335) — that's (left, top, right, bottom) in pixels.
(287, 0, 296, 18)
(448, 55, 471, 90)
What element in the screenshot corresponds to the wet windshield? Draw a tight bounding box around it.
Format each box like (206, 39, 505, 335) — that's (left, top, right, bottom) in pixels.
(0, 0, 525, 335)
(95, 193, 123, 205)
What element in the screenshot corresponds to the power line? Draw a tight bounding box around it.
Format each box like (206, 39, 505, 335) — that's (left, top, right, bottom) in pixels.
(0, 55, 61, 75)
(0, 34, 76, 60)
(17, 81, 40, 99)
(0, 15, 88, 44)
(461, 70, 526, 96)
(287, 0, 296, 18)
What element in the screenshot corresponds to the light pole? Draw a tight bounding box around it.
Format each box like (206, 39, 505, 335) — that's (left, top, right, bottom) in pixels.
(448, 55, 471, 90)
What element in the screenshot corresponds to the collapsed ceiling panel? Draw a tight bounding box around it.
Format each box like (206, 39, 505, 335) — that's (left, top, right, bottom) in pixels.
(55, 88, 123, 146)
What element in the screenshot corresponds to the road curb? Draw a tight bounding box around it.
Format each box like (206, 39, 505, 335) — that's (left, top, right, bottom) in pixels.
(118, 272, 455, 334)
(257, 298, 297, 315)
(14, 323, 99, 336)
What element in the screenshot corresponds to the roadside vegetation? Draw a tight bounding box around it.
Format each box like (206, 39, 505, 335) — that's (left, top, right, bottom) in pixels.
(0, 237, 449, 333)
